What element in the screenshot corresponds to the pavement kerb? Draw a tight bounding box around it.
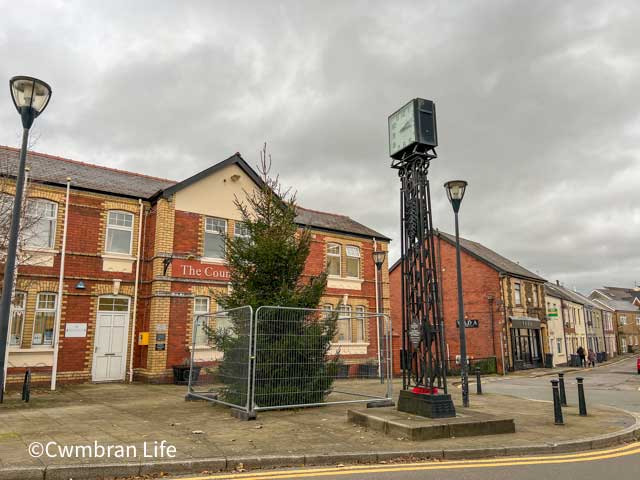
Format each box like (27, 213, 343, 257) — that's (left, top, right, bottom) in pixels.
(2, 407, 632, 480)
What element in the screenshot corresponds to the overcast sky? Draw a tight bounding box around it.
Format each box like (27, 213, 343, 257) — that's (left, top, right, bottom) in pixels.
(1, 0, 639, 294)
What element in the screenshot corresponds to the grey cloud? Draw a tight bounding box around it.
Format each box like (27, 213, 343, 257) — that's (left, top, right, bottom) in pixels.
(1, 0, 639, 293)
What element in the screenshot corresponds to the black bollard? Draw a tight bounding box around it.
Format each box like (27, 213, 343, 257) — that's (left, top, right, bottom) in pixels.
(558, 373, 567, 406)
(577, 377, 587, 416)
(21, 370, 31, 402)
(551, 379, 564, 425)
(475, 367, 482, 395)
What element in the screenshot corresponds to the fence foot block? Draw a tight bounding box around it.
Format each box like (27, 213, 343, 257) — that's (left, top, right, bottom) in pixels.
(367, 399, 396, 408)
(231, 408, 257, 421)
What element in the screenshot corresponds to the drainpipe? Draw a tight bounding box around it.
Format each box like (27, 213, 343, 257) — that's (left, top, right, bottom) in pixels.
(372, 237, 382, 378)
(50, 178, 71, 391)
(488, 295, 496, 356)
(128, 199, 144, 383)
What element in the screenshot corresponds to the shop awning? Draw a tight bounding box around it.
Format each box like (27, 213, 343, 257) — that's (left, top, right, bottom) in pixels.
(509, 316, 541, 330)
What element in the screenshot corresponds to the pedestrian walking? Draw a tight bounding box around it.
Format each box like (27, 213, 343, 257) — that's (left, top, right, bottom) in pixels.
(577, 346, 586, 367)
(588, 349, 596, 368)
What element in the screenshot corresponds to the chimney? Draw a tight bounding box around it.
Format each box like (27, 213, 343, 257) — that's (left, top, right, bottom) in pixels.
(556, 280, 560, 286)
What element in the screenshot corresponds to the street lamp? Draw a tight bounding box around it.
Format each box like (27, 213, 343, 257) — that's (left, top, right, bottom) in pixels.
(0, 76, 52, 402)
(444, 180, 469, 407)
(372, 250, 386, 383)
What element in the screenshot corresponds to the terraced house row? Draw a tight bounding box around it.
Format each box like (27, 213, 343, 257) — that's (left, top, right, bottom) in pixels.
(0, 146, 390, 386)
(390, 233, 638, 373)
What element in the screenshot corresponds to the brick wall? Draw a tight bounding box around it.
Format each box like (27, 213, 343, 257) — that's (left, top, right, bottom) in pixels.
(389, 236, 506, 376)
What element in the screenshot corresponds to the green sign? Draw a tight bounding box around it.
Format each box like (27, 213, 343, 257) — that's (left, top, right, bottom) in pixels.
(548, 307, 558, 318)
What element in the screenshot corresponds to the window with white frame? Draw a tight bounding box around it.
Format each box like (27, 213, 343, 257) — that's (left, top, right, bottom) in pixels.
(636, 315, 640, 326)
(32, 293, 56, 346)
(354, 305, 366, 342)
(25, 199, 57, 249)
(514, 283, 522, 305)
(556, 338, 562, 354)
(10, 292, 26, 346)
(193, 297, 210, 346)
(327, 243, 341, 276)
(204, 217, 227, 259)
(619, 315, 627, 326)
(345, 246, 361, 278)
(336, 304, 352, 342)
(105, 211, 133, 254)
(98, 297, 129, 311)
(234, 221, 250, 239)
(322, 303, 333, 320)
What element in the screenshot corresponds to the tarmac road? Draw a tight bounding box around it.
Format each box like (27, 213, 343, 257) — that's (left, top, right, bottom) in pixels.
(482, 356, 640, 413)
(171, 443, 640, 480)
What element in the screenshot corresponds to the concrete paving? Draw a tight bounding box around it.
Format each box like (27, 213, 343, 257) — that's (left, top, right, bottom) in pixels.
(0, 375, 636, 475)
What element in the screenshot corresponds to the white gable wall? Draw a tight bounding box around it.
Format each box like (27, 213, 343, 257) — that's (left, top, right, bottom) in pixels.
(173, 164, 260, 220)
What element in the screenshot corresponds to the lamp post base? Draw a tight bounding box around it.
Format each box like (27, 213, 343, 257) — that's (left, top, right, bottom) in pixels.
(397, 389, 456, 418)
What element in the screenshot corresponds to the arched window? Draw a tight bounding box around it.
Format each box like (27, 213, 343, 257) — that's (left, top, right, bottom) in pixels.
(105, 210, 134, 254)
(326, 243, 341, 276)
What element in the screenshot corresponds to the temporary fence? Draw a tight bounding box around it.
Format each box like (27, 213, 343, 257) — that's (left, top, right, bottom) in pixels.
(186, 306, 254, 412)
(187, 305, 393, 416)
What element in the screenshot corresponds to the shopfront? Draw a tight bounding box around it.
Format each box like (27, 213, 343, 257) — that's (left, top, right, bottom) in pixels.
(509, 316, 542, 370)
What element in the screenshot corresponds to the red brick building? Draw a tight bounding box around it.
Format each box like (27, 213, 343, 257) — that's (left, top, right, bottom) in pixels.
(390, 231, 547, 374)
(1, 146, 390, 386)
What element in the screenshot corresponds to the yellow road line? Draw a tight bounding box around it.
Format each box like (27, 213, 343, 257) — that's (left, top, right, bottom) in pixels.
(183, 442, 640, 480)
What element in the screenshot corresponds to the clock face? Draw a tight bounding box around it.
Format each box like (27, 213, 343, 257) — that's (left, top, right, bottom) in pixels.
(388, 101, 416, 156)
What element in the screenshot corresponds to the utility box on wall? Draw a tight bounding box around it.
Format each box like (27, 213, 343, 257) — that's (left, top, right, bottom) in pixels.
(138, 332, 149, 346)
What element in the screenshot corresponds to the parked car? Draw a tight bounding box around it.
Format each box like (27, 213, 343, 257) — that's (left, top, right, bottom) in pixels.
(637, 357, 640, 374)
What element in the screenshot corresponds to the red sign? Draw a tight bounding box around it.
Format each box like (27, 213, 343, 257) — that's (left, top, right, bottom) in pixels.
(173, 259, 231, 281)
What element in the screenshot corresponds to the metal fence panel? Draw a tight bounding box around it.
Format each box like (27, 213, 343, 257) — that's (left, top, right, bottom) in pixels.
(187, 306, 254, 412)
(252, 306, 392, 411)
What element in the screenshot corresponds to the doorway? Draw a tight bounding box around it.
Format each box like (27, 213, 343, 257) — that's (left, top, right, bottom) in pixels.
(92, 296, 130, 382)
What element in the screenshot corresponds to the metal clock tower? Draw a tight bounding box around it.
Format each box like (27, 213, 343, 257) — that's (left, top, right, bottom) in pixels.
(388, 98, 455, 418)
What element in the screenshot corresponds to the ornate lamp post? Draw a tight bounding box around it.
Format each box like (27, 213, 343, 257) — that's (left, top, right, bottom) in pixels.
(444, 180, 469, 407)
(0, 77, 52, 401)
(372, 250, 386, 382)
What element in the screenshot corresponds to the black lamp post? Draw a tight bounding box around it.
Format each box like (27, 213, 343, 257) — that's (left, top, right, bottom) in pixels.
(0, 76, 52, 401)
(372, 250, 386, 382)
(444, 180, 469, 407)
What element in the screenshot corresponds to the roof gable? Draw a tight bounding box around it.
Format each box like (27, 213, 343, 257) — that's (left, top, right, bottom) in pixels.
(160, 153, 264, 199)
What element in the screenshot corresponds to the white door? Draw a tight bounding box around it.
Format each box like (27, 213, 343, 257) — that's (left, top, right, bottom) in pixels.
(92, 312, 129, 382)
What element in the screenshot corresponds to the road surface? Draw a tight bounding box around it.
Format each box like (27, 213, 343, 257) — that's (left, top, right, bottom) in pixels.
(169, 356, 640, 480)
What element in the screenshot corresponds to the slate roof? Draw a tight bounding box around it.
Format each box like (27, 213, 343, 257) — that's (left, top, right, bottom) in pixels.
(295, 207, 389, 240)
(0, 145, 176, 198)
(590, 288, 640, 312)
(545, 282, 595, 307)
(437, 231, 545, 281)
(0, 146, 389, 241)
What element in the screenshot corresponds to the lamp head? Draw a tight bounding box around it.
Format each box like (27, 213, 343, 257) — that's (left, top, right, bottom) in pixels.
(444, 180, 467, 213)
(10, 76, 52, 128)
(372, 250, 386, 269)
